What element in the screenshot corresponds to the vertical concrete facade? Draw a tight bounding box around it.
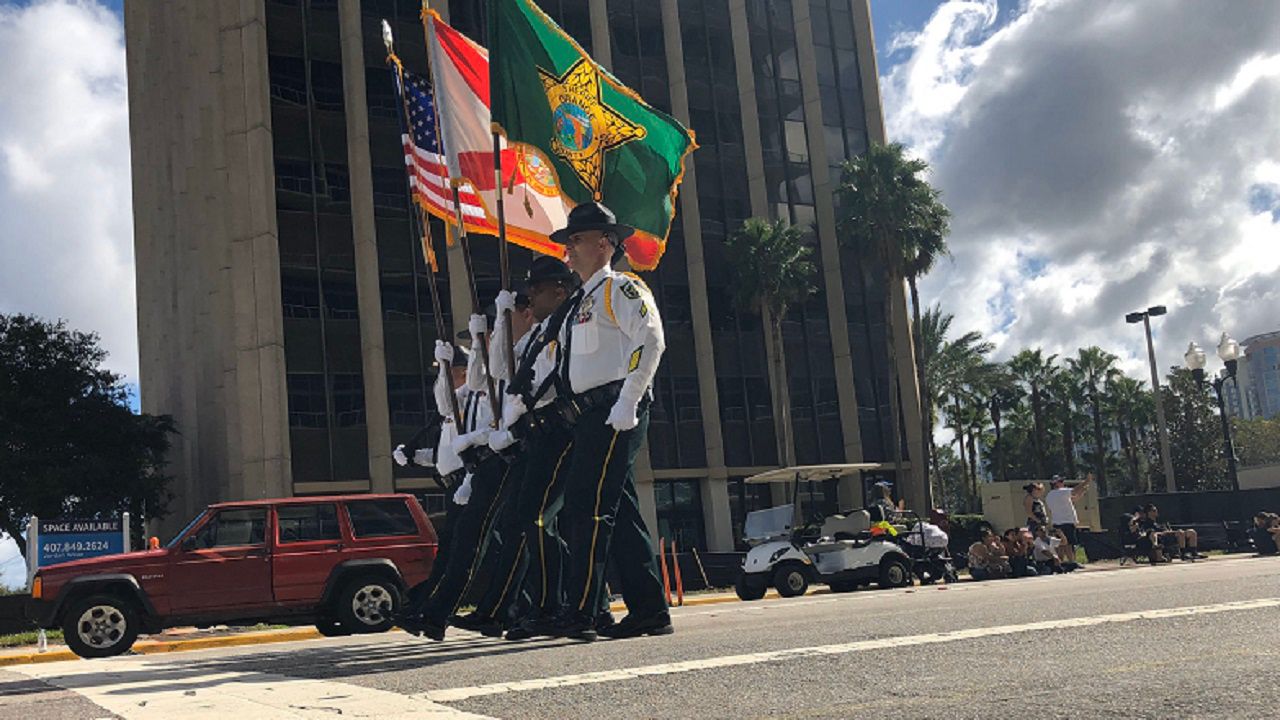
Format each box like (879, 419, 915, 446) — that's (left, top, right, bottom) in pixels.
(127, 0, 291, 535)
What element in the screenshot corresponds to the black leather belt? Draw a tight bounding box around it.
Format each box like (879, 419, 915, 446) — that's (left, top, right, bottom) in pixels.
(442, 469, 467, 493)
(459, 444, 499, 474)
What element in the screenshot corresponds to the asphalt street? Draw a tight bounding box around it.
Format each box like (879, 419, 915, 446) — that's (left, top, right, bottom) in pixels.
(3, 555, 1279, 719)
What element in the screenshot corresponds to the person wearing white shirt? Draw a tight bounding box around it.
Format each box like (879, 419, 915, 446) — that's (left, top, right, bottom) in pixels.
(548, 203, 671, 642)
(1045, 473, 1092, 560)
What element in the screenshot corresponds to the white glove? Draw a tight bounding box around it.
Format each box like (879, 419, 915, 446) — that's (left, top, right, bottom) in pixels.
(412, 448, 434, 467)
(489, 429, 516, 452)
(453, 474, 473, 505)
(502, 393, 528, 428)
(468, 313, 488, 338)
(606, 397, 640, 432)
(393, 444, 408, 467)
(495, 290, 517, 315)
(434, 339, 453, 365)
(451, 429, 490, 456)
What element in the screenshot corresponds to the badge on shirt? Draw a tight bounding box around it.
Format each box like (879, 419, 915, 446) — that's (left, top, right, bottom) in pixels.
(575, 294, 595, 325)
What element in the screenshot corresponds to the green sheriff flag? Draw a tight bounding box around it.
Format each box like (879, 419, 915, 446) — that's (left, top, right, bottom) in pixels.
(489, 0, 696, 271)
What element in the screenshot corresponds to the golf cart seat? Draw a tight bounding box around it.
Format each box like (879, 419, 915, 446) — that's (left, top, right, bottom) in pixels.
(821, 510, 872, 540)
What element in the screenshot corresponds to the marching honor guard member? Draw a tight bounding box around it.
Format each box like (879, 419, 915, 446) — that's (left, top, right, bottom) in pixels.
(453, 257, 590, 640)
(550, 202, 672, 642)
(393, 355, 465, 607)
(399, 321, 516, 641)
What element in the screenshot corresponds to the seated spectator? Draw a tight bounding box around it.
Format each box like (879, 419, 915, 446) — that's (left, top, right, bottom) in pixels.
(1002, 528, 1038, 578)
(1126, 507, 1165, 563)
(1032, 524, 1079, 574)
(1138, 504, 1202, 560)
(1252, 512, 1280, 555)
(968, 527, 1011, 581)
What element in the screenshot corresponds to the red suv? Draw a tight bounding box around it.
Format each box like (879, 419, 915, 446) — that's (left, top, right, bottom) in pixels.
(27, 494, 437, 658)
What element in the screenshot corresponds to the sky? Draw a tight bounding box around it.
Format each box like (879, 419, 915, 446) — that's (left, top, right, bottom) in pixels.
(1, 0, 1278, 584)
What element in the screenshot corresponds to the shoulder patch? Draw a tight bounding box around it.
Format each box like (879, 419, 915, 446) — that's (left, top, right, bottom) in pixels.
(621, 271, 651, 295)
(619, 281, 641, 300)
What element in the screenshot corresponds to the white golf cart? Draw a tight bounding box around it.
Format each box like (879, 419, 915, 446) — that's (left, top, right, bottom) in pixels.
(734, 464, 915, 600)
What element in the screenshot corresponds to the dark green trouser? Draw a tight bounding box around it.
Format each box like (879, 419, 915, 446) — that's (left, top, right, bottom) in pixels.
(561, 405, 667, 620)
(420, 454, 520, 626)
(473, 427, 575, 624)
(407, 476, 465, 609)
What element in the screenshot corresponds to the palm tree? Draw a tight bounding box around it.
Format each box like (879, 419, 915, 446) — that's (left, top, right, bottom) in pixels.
(1067, 346, 1119, 495)
(1047, 366, 1084, 480)
(1106, 374, 1154, 493)
(1008, 349, 1058, 479)
(922, 306, 992, 500)
(725, 218, 818, 467)
(837, 142, 951, 501)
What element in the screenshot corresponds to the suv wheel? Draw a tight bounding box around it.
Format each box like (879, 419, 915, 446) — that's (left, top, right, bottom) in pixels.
(62, 594, 141, 659)
(336, 577, 399, 633)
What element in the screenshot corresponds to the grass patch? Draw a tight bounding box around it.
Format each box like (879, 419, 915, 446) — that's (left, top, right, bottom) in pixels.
(0, 629, 62, 649)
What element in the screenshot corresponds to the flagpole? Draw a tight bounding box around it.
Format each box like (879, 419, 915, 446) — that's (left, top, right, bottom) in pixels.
(487, 0, 516, 379)
(421, 2, 502, 427)
(384, 21, 463, 430)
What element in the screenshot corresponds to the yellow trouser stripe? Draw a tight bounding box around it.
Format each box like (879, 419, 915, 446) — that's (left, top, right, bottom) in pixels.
(578, 430, 620, 611)
(538, 441, 574, 607)
(485, 535, 526, 616)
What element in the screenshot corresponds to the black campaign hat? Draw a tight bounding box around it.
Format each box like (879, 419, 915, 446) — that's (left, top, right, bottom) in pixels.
(524, 255, 580, 289)
(550, 202, 634, 246)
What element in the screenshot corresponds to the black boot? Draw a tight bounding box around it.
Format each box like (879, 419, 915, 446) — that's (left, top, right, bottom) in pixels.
(598, 612, 674, 639)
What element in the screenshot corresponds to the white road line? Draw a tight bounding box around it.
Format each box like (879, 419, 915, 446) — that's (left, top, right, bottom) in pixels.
(422, 597, 1280, 703)
(14, 656, 491, 719)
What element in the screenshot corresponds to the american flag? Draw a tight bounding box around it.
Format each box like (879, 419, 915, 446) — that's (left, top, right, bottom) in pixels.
(394, 70, 495, 233)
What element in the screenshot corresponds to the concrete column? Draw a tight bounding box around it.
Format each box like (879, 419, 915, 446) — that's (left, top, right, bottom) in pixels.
(790, 0, 866, 465)
(659, 0, 732, 551)
(235, 0, 291, 500)
(727, 0, 768, 218)
(588, 0, 612, 71)
(339, 0, 394, 492)
(849, 0, 887, 145)
(727, 0, 796, 472)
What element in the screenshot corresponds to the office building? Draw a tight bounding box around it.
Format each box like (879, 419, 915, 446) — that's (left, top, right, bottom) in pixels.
(125, 0, 924, 550)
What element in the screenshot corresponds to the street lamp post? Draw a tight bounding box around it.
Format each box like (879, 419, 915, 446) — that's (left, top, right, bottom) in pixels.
(1184, 335, 1241, 492)
(1126, 305, 1176, 492)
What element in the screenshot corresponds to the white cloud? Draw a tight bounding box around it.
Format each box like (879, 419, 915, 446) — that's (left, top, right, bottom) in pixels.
(0, 0, 136, 381)
(881, 0, 1280, 379)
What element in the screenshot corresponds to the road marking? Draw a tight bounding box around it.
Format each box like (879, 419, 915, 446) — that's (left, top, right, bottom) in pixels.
(13, 655, 491, 719)
(422, 597, 1280, 702)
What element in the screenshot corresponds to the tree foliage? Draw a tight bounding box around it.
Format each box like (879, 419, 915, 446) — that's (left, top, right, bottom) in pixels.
(1233, 417, 1280, 467)
(0, 314, 175, 559)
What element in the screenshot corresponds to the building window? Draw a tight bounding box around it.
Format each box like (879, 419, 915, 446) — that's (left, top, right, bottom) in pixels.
(654, 479, 707, 551)
(387, 374, 427, 427)
(287, 373, 327, 428)
(268, 55, 308, 105)
(331, 373, 366, 427)
(275, 158, 315, 196)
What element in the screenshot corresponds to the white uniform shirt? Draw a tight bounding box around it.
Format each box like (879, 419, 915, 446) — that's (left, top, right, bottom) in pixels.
(433, 338, 501, 475)
(558, 265, 665, 404)
(491, 318, 560, 410)
(1045, 487, 1079, 525)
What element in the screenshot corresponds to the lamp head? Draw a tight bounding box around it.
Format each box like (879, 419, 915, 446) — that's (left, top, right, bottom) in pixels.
(1216, 332, 1240, 362)
(1184, 341, 1207, 371)
(1147, 305, 1167, 317)
(1125, 312, 1144, 324)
